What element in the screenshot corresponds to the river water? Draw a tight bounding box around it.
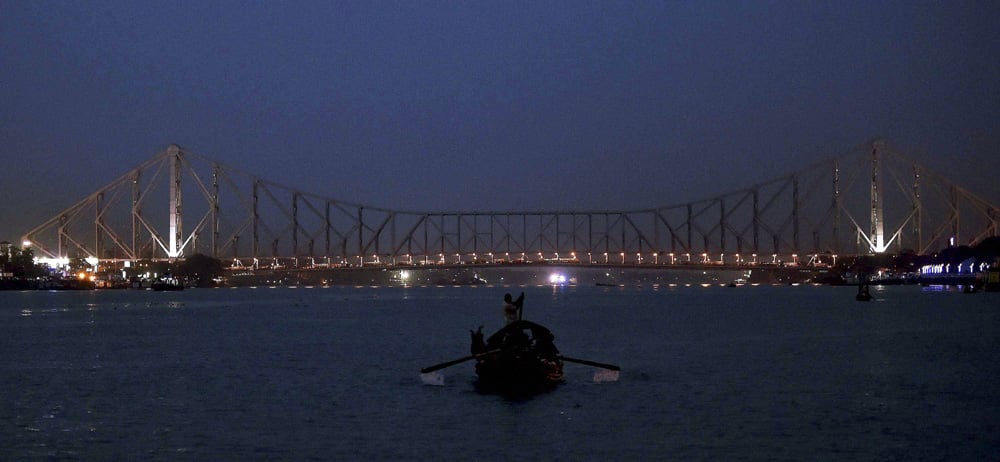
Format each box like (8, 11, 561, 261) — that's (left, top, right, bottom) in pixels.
(2, 284, 997, 460)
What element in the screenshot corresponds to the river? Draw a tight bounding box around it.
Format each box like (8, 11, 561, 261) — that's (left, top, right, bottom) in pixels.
(2, 284, 997, 460)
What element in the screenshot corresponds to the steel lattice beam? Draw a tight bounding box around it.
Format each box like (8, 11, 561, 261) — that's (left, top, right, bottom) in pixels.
(21, 140, 1000, 264)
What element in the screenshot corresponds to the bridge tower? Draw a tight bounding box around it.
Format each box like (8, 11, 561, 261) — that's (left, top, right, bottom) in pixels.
(168, 144, 183, 258)
(870, 140, 886, 253)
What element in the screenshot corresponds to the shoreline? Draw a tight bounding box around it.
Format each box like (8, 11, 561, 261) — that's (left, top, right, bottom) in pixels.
(2, 265, 983, 290)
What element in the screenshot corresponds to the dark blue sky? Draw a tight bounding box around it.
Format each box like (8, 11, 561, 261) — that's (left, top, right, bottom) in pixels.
(2, 1, 998, 243)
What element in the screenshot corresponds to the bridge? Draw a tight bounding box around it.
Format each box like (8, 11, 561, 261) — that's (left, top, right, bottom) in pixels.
(21, 140, 999, 270)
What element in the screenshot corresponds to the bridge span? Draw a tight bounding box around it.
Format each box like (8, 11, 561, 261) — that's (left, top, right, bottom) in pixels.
(21, 139, 999, 266)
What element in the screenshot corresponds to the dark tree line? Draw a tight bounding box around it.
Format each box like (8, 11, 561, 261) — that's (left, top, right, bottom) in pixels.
(174, 253, 226, 287)
(1, 248, 44, 279)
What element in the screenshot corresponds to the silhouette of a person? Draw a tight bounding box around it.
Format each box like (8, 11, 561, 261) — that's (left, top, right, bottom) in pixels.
(503, 292, 525, 324)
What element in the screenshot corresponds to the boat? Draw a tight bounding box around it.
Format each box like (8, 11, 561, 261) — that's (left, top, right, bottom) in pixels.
(856, 283, 871, 301)
(151, 276, 184, 291)
(420, 294, 620, 397)
(727, 278, 747, 287)
(986, 270, 1000, 292)
(855, 272, 872, 301)
(469, 320, 564, 395)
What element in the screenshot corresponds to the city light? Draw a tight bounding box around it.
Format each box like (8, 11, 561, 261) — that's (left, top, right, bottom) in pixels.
(34, 256, 70, 268)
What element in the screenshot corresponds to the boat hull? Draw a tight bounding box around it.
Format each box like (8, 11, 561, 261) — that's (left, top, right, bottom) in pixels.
(471, 320, 564, 396)
(475, 353, 563, 395)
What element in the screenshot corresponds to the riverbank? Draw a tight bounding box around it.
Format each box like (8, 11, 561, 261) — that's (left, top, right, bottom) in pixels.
(3, 265, 990, 290)
(0, 278, 96, 290)
(222, 265, 838, 287)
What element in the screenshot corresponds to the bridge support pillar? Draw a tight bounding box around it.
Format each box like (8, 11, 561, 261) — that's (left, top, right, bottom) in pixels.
(168, 144, 182, 258)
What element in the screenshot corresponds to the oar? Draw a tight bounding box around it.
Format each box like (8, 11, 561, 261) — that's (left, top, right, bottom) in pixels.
(559, 356, 621, 371)
(421, 349, 501, 374)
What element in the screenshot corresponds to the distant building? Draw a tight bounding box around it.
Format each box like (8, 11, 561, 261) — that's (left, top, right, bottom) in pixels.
(0, 241, 11, 279)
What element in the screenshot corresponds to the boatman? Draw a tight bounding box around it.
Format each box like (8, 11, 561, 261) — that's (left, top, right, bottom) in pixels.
(503, 292, 525, 324)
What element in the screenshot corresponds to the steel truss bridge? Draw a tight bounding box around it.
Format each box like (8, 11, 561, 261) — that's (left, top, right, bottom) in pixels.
(22, 140, 999, 268)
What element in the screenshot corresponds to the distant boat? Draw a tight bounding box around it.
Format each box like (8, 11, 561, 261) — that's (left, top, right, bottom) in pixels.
(151, 276, 184, 291)
(856, 283, 872, 301)
(985, 270, 999, 292)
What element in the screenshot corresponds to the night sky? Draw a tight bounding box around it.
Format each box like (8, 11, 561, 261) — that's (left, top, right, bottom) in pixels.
(2, 1, 999, 243)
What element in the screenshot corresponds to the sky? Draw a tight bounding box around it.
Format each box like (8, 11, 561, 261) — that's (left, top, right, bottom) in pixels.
(2, 0, 999, 243)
